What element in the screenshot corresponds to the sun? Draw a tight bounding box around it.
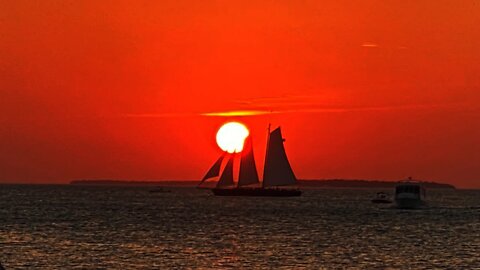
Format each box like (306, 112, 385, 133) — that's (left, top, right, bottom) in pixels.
(216, 122, 249, 153)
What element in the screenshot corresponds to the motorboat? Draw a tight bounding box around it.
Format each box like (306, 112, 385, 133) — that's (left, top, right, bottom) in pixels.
(371, 192, 392, 204)
(394, 178, 427, 209)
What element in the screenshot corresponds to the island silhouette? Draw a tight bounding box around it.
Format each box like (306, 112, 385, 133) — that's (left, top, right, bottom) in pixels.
(70, 179, 455, 189)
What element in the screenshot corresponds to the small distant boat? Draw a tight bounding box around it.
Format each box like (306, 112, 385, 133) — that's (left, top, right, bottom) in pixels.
(371, 192, 392, 204)
(149, 187, 170, 193)
(394, 178, 427, 209)
(198, 126, 301, 197)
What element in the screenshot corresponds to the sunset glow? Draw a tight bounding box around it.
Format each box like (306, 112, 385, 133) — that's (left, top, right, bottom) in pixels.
(216, 122, 249, 153)
(3, 2, 480, 269)
(1, 1, 479, 188)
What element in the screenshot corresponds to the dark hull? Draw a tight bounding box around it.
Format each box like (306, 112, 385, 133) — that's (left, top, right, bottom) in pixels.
(212, 188, 301, 197)
(395, 198, 426, 209)
(371, 199, 392, 204)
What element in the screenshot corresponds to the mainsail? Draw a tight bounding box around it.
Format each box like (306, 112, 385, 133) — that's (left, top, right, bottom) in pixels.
(238, 136, 260, 187)
(199, 154, 225, 185)
(216, 154, 235, 188)
(262, 127, 297, 187)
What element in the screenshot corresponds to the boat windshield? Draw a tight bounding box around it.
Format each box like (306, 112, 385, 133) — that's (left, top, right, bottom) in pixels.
(376, 192, 387, 198)
(395, 185, 420, 195)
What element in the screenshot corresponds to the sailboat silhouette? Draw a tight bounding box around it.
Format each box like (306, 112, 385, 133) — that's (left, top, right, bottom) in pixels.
(198, 126, 302, 197)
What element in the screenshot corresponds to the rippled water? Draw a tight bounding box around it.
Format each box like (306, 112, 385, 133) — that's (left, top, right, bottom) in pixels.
(1, 185, 479, 269)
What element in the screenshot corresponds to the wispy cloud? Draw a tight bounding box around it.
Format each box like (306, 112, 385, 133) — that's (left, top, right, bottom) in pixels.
(122, 94, 470, 118)
(123, 110, 275, 118)
(233, 94, 330, 108)
(123, 113, 194, 118)
(361, 42, 379, 48)
(274, 103, 466, 114)
(199, 103, 467, 117)
(202, 94, 470, 117)
(201, 110, 273, 117)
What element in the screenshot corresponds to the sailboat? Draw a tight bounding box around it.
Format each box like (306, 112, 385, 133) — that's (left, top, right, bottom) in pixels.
(198, 126, 302, 197)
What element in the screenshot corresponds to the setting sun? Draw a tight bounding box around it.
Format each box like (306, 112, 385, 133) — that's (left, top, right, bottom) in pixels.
(216, 122, 249, 153)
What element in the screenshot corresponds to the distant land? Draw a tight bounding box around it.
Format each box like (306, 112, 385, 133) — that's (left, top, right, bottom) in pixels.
(70, 179, 456, 189)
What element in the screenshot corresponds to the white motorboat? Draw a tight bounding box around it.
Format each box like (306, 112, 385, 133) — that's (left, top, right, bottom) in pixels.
(394, 178, 427, 209)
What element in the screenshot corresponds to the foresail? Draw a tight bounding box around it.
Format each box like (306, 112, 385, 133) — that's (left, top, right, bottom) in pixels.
(238, 136, 260, 187)
(262, 127, 297, 187)
(199, 154, 225, 185)
(216, 154, 235, 188)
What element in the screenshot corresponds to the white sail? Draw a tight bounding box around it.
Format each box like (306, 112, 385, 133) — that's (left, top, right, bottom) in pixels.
(199, 154, 225, 185)
(238, 136, 260, 187)
(216, 154, 235, 188)
(262, 127, 297, 187)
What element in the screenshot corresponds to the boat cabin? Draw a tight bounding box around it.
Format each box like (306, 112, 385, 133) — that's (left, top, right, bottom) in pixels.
(395, 183, 426, 199)
(394, 180, 427, 208)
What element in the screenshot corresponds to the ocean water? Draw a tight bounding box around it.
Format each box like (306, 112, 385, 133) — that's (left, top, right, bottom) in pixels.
(0, 185, 479, 269)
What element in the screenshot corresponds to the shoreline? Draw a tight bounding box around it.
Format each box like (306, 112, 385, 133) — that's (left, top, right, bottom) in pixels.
(69, 179, 456, 189)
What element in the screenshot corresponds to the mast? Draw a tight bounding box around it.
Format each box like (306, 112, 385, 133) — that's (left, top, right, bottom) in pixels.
(238, 136, 260, 187)
(262, 127, 297, 187)
(198, 153, 226, 186)
(216, 154, 235, 188)
(262, 124, 271, 188)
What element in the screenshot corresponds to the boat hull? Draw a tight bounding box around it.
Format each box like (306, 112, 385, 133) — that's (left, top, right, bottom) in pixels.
(371, 199, 392, 204)
(212, 188, 301, 197)
(395, 198, 426, 209)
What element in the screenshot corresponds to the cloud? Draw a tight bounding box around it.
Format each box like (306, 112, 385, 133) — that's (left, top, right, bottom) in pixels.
(123, 113, 194, 118)
(361, 42, 379, 48)
(200, 110, 273, 117)
(199, 103, 466, 117)
(123, 93, 470, 118)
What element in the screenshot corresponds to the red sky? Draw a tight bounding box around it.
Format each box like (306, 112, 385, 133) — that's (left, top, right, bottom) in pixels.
(1, 1, 479, 188)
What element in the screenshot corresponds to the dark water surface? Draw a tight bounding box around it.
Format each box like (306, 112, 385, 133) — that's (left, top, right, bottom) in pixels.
(1, 185, 479, 269)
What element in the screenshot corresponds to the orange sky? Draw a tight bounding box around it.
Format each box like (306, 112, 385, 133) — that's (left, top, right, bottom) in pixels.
(1, 1, 479, 188)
